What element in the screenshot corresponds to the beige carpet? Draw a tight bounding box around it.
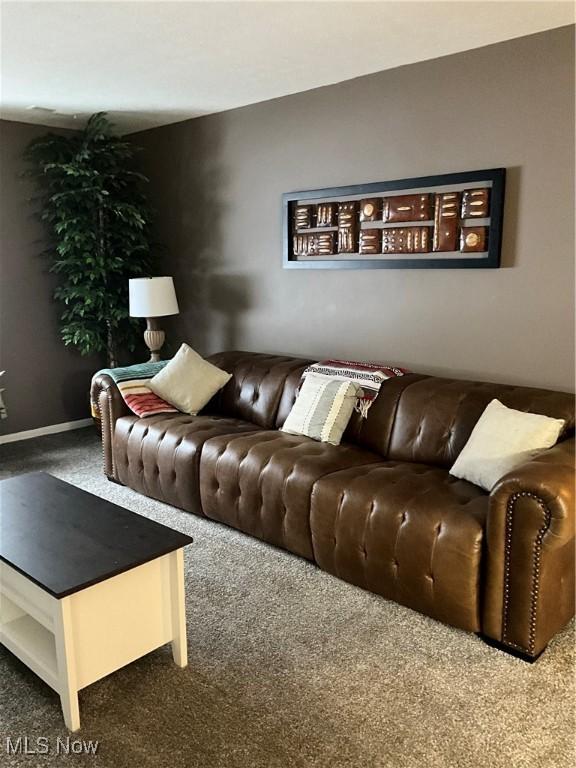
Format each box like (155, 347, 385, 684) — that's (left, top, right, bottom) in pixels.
(0, 429, 574, 768)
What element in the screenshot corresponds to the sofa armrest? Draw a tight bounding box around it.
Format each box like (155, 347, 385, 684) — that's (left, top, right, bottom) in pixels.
(90, 373, 130, 480)
(483, 438, 575, 657)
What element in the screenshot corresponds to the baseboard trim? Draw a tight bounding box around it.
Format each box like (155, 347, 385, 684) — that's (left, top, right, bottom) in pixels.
(0, 418, 93, 445)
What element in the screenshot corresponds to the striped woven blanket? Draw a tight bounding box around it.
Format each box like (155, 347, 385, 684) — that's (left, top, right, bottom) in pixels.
(92, 361, 178, 418)
(301, 359, 410, 418)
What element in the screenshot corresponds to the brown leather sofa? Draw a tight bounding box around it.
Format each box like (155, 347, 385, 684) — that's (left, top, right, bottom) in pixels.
(91, 351, 575, 661)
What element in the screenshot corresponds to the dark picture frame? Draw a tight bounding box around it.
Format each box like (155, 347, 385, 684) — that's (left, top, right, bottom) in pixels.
(282, 168, 506, 269)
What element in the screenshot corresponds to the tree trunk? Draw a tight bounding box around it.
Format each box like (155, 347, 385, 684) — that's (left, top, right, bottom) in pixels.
(107, 322, 117, 368)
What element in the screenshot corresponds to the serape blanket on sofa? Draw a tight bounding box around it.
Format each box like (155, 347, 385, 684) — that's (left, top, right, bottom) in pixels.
(301, 359, 410, 418)
(92, 361, 178, 418)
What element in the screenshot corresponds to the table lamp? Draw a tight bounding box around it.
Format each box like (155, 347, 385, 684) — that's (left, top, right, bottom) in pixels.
(129, 277, 179, 362)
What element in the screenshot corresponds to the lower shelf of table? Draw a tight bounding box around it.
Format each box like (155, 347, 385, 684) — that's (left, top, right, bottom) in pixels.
(0, 595, 58, 690)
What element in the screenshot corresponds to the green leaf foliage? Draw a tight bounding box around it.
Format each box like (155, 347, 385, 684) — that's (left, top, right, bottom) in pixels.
(24, 112, 155, 365)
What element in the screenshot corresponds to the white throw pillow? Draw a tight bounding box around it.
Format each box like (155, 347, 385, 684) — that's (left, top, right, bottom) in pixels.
(149, 343, 231, 415)
(449, 399, 565, 491)
(281, 373, 360, 445)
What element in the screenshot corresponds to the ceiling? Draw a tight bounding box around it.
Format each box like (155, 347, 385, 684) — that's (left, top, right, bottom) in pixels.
(1, 0, 574, 134)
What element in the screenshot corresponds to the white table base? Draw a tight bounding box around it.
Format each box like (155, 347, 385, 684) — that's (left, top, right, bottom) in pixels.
(0, 549, 187, 731)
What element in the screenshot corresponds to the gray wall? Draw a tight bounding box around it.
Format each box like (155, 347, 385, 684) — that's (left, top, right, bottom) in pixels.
(0, 120, 101, 435)
(136, 26, 575, 393)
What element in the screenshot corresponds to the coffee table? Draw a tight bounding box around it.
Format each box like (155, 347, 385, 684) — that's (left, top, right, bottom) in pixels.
(0, 472, 193, 731)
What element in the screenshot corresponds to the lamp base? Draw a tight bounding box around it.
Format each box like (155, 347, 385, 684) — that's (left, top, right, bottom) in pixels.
(144, 318, 165, 363)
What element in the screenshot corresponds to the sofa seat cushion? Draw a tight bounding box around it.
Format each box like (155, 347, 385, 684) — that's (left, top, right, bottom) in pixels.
(310, 462, 488, 631)
(113, 413, 261, 515)
(199, 431, 381, 559)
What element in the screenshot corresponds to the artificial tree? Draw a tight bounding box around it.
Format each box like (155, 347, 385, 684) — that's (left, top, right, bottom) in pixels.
(25, 112, 155, 367)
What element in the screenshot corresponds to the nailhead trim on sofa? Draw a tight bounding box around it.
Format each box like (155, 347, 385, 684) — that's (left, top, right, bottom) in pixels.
(502, 491, 551, 656)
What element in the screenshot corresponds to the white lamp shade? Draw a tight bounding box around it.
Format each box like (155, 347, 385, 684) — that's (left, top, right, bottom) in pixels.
(129, 277, 179, 318)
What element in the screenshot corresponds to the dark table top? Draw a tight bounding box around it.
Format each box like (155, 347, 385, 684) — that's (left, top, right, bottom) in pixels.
(0, 473, 193, 598)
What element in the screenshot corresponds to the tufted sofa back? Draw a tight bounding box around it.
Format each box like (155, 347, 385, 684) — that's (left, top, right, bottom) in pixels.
(207, 351, 575, 466)
(206, 351, 313, 429)
(387, 377, 575, 468)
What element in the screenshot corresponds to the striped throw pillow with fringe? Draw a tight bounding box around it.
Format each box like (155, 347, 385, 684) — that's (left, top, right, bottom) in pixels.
(281, 373, 360, 445)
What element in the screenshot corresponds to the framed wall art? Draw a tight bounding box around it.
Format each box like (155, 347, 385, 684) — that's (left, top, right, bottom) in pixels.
(282, 168, 506, 269)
